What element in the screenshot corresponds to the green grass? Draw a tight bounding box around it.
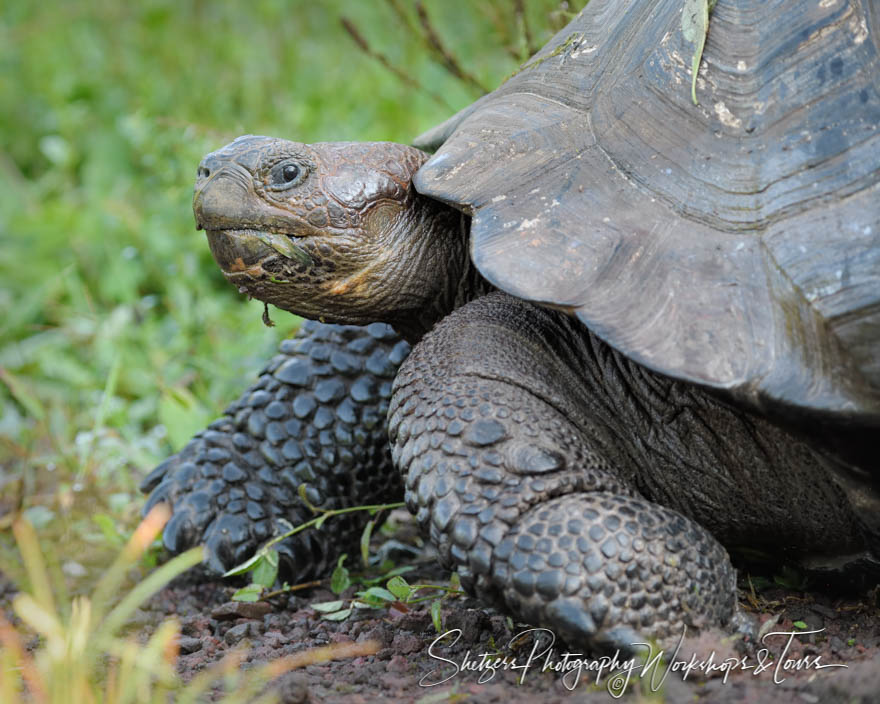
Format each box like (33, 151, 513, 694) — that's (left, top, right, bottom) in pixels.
(0, 2, 581, 698)
(0, 0, 579, 574)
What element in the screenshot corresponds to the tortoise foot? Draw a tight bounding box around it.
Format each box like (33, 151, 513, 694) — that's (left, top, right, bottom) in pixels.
(389, 293, 739, 648)
(493, 493, 736, 650)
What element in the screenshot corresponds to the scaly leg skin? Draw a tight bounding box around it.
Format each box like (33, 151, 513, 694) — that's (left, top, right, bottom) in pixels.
(389, 292, 744, 649)
(141, 320, 410, 579)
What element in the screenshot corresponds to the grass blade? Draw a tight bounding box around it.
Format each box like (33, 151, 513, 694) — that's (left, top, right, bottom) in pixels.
(95, 545, 204, 646)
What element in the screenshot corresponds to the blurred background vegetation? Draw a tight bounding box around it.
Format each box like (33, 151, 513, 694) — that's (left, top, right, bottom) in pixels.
(0, 0, 580, 574)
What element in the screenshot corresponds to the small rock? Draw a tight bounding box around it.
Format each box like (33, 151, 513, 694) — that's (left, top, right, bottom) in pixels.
(391, 632, 423, 655)
(262, 630, 285, 649)
(809, 603, 838, 620)
(288, 626, 308, 642)
(212, 600, 273, 620)
(181, 615, 213, 637)
(356, 624, 393, 649)
(274, 672, 310, 704)
(443, 608, 489, 644)
(803, 610, 825, 631)
(396, 609, 432, 633)
(264, 612, 288, 629)
(224, 623, 252, 645)
(386, 654, 410, 673)
(177, 636, 203, 654)
(348, 666, 370, 685)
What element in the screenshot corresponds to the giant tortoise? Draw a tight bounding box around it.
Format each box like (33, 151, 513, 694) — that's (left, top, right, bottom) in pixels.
(142, 0, 880, 648)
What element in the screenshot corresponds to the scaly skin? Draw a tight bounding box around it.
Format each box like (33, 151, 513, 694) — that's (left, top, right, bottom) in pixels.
(142, 319, 409, 578)
(390, 292, 867, 647)
(192, 137, 481, 341)
(143, 135, 878, 650)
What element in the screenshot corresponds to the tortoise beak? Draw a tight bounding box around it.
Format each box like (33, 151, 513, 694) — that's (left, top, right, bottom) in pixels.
(193, 159, 257, 232)
(193, 156, 278, 274)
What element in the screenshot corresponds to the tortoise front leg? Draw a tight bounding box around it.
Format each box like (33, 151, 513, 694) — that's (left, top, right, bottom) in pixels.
(388, 293, 737, 649)
(141, 320, 409, 579)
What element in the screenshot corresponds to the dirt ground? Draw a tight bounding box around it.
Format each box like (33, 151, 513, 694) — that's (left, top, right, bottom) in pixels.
(142, 573, 880, 703)
(4, 512, 880, 703)
(133, 512, 880, 703)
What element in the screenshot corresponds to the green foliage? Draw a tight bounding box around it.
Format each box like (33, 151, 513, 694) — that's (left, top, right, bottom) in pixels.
(360, 518, 376, 568)
(229, 583, 264, 604)
(226, 493, 405, 603)
(1, 0, 578, 535)
(0, 0, 581, 690)
(309, 572, 464, 626)
(431, 599, 444, 633)
(330, 554, 351, 595)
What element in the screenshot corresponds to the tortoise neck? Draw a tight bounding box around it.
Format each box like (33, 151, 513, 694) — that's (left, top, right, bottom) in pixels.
(389, 210, 493, 345)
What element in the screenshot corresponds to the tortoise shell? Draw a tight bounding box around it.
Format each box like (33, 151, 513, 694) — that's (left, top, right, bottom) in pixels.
(413, 0, 880, 425)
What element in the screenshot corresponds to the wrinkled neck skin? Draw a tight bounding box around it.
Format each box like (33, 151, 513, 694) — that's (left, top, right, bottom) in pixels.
(376, 206, 490, 343)
(193, 137, 491, 344)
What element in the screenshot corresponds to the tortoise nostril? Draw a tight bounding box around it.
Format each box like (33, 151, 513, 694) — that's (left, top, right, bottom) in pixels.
(198, 166, 210, 179)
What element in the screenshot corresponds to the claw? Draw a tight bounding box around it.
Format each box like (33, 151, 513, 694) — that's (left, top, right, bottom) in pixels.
(140, 457, 175, 493)
(203, 532, 235, 575)
(142, 480, 172, 516)
(163, 510, 196, 554)
(545, 597, 599, 647)
(202, 514, 253, 574)
(274, 540, 299, 577)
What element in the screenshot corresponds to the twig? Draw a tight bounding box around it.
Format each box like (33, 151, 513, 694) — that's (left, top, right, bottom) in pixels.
(224, 494, 406, 578)
(340, 17, 453, 111)
(415, 1, 490, 94)
(383, 0, 418, 35)
(513, 0, 535, 60)
(263, 579, 323, 601)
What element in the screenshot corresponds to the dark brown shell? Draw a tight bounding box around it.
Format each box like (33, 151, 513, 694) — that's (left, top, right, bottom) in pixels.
(413, 0, 880, 424)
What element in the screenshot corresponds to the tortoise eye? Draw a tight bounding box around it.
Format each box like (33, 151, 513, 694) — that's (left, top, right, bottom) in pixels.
(268, 160, 306, 189)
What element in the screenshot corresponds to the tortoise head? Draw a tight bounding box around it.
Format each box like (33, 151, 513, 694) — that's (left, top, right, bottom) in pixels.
(193, 135, 468, 337)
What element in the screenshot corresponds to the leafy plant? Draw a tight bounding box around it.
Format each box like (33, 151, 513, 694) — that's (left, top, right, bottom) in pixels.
(221, 485, 465, 628)
(311, 572, 463, 631)
(224, 488, 406, 603)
